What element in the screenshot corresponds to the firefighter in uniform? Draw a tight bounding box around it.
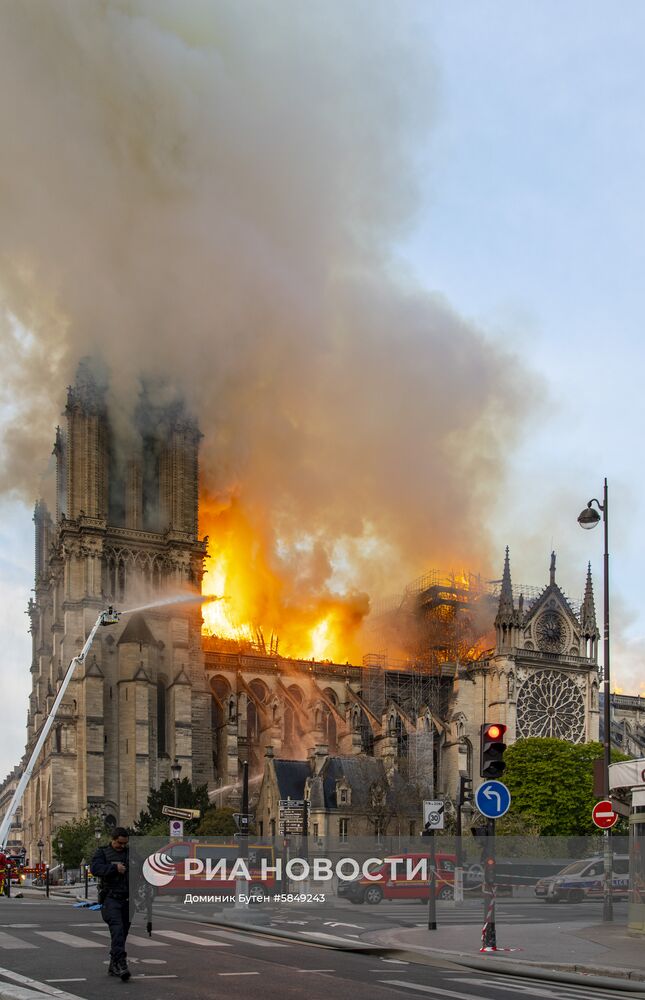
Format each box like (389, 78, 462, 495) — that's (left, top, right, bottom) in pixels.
(90, 828, 131, 980)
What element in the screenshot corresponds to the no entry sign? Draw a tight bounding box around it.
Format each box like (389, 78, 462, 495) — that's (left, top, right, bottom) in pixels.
(592, 800, 618, 829)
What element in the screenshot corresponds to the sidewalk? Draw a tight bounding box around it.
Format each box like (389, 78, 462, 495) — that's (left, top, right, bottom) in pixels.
(363, 919, 645, 983)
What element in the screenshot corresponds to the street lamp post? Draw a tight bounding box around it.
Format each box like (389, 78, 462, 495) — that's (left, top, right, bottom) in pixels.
(171, 757, 182, 809)
(37, 839, 43, 867)
(578, 476, 613, 922)
(57, 840, 64, 885)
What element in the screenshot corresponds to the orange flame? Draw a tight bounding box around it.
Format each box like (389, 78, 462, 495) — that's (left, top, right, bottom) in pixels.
(200, 493, 369, 662)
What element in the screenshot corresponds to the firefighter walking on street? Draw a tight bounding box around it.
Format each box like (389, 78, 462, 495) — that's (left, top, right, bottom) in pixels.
(90, 827, 131, 981)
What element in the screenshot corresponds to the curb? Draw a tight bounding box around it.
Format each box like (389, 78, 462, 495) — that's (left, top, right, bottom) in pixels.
(376, 947, 645, 993)
(150, 906, 645, 991)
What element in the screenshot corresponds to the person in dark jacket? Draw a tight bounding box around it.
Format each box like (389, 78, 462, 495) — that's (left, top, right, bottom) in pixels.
(90, 828, 131, 980)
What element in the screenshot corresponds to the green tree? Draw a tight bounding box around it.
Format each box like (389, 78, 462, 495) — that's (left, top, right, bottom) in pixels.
(54, 816, 103, 868)
(195, 807, 238, 837)
(503, 738, 627, 836)
(133, 778, 210, 835)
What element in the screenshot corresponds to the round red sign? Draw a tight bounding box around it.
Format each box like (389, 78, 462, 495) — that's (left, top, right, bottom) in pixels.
(592, 799, 618, 829)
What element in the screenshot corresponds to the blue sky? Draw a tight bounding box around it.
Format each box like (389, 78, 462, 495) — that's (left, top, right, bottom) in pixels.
(402, 0, 645, 682)
(1, 3, 644, 777)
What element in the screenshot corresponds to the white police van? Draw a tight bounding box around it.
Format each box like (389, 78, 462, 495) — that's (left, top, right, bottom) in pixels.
(535, 855, 629, 903)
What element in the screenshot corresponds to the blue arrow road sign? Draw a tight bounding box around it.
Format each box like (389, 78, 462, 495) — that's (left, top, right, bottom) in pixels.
(475, 780, 511, 819)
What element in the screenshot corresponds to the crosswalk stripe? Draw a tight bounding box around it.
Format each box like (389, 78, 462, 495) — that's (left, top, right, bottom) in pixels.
(36, 931, 103, 949)
(154, 929, 232, 947)
(90, 929, 166, 947)
(199, 928, 288, 947)
(0, 965, 85, 1000)
(0, 930, 37, 949)
(446, 973, 642, 999)
(380, 981, 480, 1000)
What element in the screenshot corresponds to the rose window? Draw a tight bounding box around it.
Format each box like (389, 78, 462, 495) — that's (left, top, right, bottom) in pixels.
(516, 671, 586, 742)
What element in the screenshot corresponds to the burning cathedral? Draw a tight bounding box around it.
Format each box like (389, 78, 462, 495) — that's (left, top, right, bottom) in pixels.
(12, 366, 600, 860)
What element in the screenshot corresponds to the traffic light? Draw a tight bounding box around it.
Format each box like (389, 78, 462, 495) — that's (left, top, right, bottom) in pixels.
(458, 775, 473, 808)
(480, 722, 507, 779)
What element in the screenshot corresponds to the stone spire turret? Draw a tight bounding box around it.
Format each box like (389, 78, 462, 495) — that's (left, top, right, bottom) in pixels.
(549, 550, 556, 586)
(495, 547, 515, 628)
(580, 562, 599, 638)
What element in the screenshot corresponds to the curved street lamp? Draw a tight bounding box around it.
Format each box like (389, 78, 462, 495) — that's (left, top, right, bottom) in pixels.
(578, 477, 612, 922)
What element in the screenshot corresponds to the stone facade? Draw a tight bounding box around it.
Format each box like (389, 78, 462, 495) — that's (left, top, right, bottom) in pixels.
(0, 766, 23, 854)
(441, 550, 600, 797)
(19, 365, 211, 864)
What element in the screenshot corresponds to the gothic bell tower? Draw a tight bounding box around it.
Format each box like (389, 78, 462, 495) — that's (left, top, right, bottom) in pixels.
(22, 361, 212, 861)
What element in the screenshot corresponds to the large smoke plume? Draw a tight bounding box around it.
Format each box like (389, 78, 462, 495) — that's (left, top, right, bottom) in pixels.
(0, 2, 534, 619)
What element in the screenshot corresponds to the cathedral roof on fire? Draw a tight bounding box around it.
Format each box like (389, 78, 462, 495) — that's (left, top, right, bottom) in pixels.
(117, 613, 158, 646)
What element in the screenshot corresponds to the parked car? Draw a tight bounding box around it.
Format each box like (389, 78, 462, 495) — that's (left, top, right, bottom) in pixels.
(535, 855, 629, 903)
(337, 852, 457, 904)
(155, 841, 278, 897)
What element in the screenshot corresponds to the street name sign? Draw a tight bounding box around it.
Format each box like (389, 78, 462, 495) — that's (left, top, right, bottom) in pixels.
(475, 780, 511, 819)
(422, 800, 445, 830)
(162, 806, 201, 820)
(592, 799, 619, 829)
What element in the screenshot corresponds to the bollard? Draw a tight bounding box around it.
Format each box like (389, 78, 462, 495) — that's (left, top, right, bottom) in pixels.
(45, 866, 50, 898)
(84, 865, 89, 899)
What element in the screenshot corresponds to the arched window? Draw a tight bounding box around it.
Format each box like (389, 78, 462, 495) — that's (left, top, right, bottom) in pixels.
(247, 700, 259, 742)
(324, 711, 337, 752)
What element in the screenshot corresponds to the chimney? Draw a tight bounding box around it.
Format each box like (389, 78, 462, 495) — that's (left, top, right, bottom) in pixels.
(308, 744, 329, 776)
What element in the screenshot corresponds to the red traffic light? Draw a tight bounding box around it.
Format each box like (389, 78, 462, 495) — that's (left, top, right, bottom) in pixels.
(480, 722, 508, 779)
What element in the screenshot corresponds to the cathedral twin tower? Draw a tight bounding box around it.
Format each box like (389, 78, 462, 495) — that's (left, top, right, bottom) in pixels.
(24, 364, 213, 859)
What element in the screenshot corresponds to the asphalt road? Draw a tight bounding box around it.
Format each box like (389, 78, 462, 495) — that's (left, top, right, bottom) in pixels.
(156, 891, 629, 940)
(0, 896, 639, 1000)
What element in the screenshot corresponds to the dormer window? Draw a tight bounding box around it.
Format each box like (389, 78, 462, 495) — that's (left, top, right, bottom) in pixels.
(336, 780, 351, 806)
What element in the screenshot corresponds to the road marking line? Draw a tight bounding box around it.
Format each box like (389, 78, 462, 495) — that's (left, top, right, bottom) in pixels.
(0, 964, 86, 999)
(46, 979, 88, 983)
(155, 929, 231, 946)
(0, 931, 37, 949)
(380, 980, 481, 1000)
(132, 974, 178, 980)
(90, 928, 166, 946)
(380, 959, 409, 964)
(218, 972, 261, 976)
(36, 931, 103, 948)
(446, 975, 623, 999)
(199, 927, 288, 947)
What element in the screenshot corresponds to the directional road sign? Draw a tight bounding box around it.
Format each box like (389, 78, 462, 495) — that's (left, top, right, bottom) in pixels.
(422, 800, 445, 830)
(475, 780, 511, 819)
(592, 799, 619, 829)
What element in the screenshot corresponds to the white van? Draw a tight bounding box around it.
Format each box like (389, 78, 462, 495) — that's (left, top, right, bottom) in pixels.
(535, 855, 629, 903)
